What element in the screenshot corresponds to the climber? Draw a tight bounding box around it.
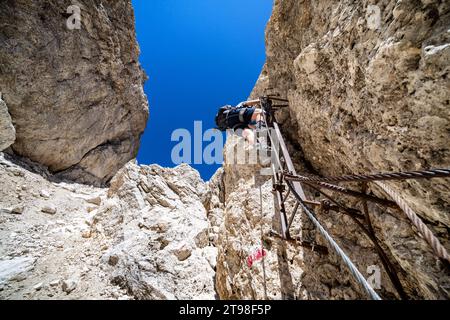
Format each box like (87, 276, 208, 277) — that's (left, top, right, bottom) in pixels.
(214, 100, 265, 145)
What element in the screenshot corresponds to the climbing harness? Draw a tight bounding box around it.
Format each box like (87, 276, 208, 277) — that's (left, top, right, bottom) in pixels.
(242, 95, 450, 300)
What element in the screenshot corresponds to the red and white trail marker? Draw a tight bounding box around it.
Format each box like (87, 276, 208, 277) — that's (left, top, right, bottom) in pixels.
(246, 248, 267, 268)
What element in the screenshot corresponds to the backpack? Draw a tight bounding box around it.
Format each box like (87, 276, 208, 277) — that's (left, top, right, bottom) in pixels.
(215, 104, 249, 131)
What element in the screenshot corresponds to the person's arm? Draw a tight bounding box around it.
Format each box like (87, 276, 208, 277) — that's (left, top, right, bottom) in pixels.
(240, 99, 261, 106)
(236, 99, 260, 108)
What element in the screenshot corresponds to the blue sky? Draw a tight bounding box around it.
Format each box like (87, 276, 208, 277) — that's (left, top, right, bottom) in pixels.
(132, 0, 273, 180)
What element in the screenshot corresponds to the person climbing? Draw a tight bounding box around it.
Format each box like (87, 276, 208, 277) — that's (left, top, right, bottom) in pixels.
(214, 100, 265, 145)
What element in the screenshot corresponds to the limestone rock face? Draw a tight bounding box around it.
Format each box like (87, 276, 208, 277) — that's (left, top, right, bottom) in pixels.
(215, 136, 365, 300)
(0, 0, 149, 185)
(102, 162, 217, 300)
(0, 98, 15, 151)
(2, 0, 449, 302)
(230, 0, 450, 299)
(0, 154, 217, 300)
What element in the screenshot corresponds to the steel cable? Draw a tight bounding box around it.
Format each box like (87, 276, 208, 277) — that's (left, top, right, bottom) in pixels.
(286, 180, 382, 300)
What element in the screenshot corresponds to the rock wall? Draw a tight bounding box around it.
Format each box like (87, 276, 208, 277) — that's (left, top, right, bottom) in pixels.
(216, 0, 449, 299)
(263, 0, 450, 226)
(0, 154, 217, 300)
(1, 0, 449, 301)
(215, 137, 308, 300)
(215, 136, 374, 300)
(0, 0, 219, 301)
(0, 98, 15, 151)
(103, 162, 217, 300)
(0, 0, 149, 186)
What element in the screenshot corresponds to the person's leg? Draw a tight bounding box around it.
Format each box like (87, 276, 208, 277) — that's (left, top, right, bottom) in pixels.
(249, 109, 264, 129)
(242, 128, 255, 145)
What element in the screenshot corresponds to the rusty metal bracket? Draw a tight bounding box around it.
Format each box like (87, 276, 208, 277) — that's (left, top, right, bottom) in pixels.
(273, 182, 285, 193)
(266, 230, 329, 255)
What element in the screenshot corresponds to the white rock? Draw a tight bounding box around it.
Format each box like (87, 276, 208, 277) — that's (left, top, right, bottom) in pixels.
(0, 98, 16, 151)
(10, 206, 24, 214)
(41, 205, 57, 215)
(0, 257, 36, 284)
(81, 229, 91, 239)
(0, 157, 218, 300)
(86, 206, 97, 213)
(172, 243, 192, 261)
(202, 247, 218, 270)
(62, 279, 77, 294)
(49, 280, 60, 287)
(39, 190, 51, 199)
(86, 197, 102, 206)
(99, 162, 218, 299)
(33, 282, 43, 291)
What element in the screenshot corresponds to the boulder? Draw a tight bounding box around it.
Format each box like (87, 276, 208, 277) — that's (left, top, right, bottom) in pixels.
(0, 1, 149, 186)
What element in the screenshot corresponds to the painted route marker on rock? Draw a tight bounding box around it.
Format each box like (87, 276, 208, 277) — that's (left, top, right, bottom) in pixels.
(246, 248, 267, 268)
